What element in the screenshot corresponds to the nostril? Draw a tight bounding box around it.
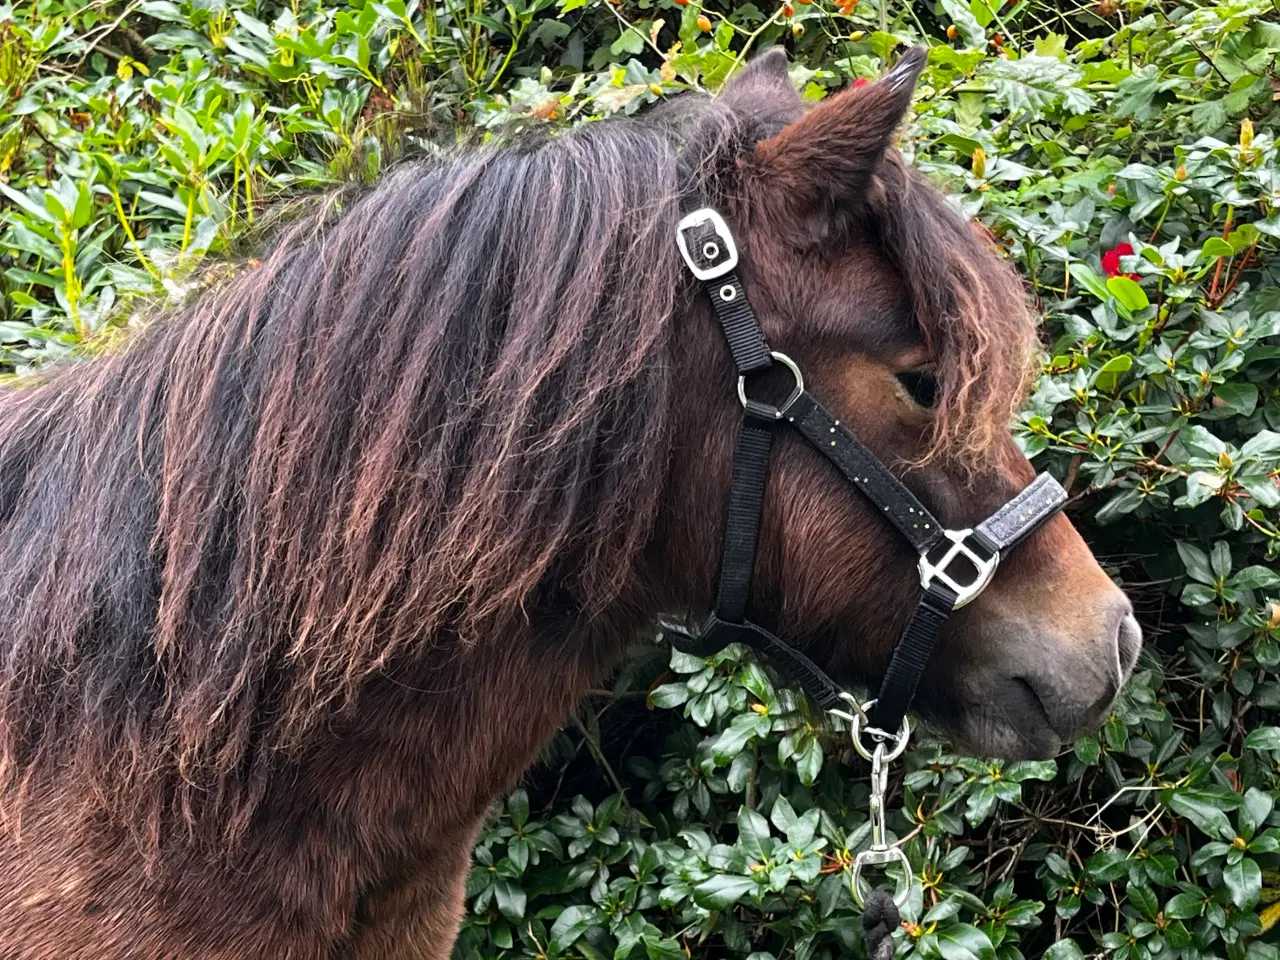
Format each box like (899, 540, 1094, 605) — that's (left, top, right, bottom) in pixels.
(1116, 612, 1142, 676)
(1102, 590, 1142, 699)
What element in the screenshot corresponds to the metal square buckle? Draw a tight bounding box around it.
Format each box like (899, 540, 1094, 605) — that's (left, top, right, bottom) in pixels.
(675, 208, 739, 281)
(918, 529, 1000, 609)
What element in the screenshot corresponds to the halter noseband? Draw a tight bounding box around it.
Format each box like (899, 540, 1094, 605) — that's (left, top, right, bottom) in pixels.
(660, 207, 1068, 742)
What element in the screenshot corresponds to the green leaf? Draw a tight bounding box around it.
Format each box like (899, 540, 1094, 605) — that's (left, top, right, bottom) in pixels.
(1176, 542, 1214, 585)
(1240, 787, 1273, 840)
(968, 0, 997, 27)
(1211, 540, 1231, 580)
(1168, 792, 1235, 842)
(1074, 737, 1101, 765)
(1164, 892, 1204, 919)
(737, 806, 771, 862)
(1201, 237, 1234, 260)
(1223, 857, 1262, 910)
(1213, 381, 1258, 416)
(1241, 431, 1280, 460)
(1042, 942, 1087, 960)
(0, 184, 58, 224)
(1094, 354, 1133, 390)
(1069, 262, 1111, 302)
(769, 796, 798, 837)
(549, 904, 598, 952)
(648, 682, 688, 709)
(493, 879, 527, 921)
(1126, 881, 1158, 920)
(965, 783, 999, 825)
(1233, 565, 1280, 589)
(1245, 727, 1280, 752)
(794, 736, 823, 786)
(1114, 65, 1166, 121)
(609, 25, 645, 56)
(692, 874, 757, 910)
(939, 0, 984, 47)
(935, 923, 995, 960)
(1106, 276, 1148, 311)
(1003, 760, 1057, 782)
(508, 789, 530, 828)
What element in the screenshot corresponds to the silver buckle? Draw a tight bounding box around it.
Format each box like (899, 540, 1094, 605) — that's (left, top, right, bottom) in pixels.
(676, 208, 738, 281)
(918, 529, 1000, 609)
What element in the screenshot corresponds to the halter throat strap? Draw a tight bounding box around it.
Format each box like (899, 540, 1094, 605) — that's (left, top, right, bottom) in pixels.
(662, 207, 1068, 734)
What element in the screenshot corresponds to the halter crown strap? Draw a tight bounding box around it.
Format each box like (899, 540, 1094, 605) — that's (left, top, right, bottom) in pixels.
(663, 206, 1067, 736)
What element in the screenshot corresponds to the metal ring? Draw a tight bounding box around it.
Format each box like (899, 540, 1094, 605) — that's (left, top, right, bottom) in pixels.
(849, 698, 910, 762)
(737, 352, 804, 420)
(719, 284, 737, 302)
(702, 241, 721, 261)
(851, 846, 913, 907)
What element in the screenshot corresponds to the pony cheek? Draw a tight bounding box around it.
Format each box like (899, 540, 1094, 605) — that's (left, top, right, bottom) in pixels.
(763, 470, 922, 678)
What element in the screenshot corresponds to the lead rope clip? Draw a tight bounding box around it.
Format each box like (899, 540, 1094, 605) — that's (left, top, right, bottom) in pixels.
(829, 694, 915, 912)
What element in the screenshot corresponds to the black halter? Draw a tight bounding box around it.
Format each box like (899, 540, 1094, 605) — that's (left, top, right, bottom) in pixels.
(660, 207, 1068, 737)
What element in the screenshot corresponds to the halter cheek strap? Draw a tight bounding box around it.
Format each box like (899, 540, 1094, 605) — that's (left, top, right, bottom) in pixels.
(660, 207, 1067, 738)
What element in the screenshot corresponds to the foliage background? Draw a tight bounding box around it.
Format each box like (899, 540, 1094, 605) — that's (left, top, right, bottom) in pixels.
(5, 0, 1280, 957)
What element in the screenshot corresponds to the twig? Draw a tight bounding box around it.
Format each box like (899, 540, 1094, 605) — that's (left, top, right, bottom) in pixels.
(569, 714, 630, 803)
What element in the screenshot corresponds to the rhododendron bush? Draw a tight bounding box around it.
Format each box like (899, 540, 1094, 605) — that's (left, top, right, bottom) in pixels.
(4, 0, 1280, 957)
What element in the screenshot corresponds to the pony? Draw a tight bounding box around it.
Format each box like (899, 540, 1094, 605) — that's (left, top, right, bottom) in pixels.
(0, 47, 1140, 958)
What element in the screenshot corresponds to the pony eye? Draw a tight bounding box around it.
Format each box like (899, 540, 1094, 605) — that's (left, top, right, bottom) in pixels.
(896, 370, 938, 407)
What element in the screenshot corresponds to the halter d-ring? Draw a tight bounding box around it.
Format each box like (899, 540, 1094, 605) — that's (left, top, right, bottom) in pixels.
(830, 694, 911, 762)
(737, 351, 804, 420)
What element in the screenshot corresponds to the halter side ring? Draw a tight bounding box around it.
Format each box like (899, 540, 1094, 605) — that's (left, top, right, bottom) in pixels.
(737, 351, 804, 420)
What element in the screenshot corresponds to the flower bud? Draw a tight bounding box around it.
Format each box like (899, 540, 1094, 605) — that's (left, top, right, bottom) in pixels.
(971, 146, 986, 179)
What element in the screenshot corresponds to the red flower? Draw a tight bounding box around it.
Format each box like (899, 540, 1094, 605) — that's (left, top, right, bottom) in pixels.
(853, 77, 870, 90)
(1101, 242, 1139, 281)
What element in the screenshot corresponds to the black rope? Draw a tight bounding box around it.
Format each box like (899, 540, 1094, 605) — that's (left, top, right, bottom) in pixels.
(861, 891, 901, 960)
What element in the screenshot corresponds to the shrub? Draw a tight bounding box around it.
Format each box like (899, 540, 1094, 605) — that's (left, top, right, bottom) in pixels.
(4, 0, 1280, 957)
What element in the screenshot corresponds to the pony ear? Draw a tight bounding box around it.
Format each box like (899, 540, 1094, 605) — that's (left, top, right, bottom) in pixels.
(719, 47, 803, 115)
(754, 45, 927, 204)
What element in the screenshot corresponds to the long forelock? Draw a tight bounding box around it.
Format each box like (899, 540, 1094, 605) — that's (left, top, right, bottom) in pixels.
(872, 154, 1039, 474)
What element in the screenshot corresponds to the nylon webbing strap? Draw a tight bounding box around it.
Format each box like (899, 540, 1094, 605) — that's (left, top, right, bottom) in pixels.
(867, 582, 958, 732)
(677, 217, 772, 373)
(742, 624, 846, 710)
(788, 391, 944, 554)
(685, 614, 846, 709)
(706, 272, 772, 373)
(714, 417, 775, 623)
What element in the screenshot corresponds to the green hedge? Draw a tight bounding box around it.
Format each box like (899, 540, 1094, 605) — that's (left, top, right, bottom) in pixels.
(5, 0, 1280, 957)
